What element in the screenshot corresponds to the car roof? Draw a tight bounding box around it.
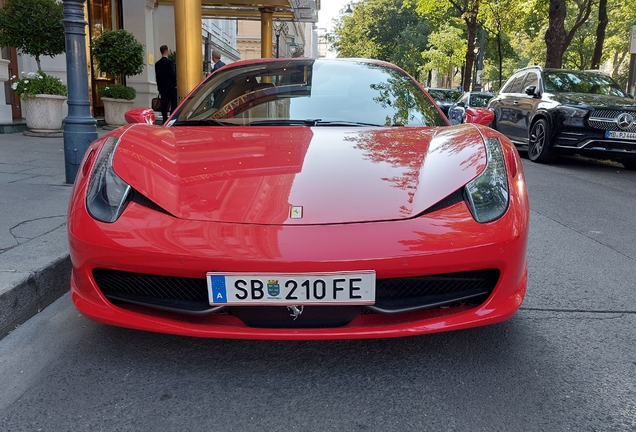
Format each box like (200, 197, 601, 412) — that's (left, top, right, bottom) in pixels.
(218, 57, 398, 70)
(516, 65, 609, 76)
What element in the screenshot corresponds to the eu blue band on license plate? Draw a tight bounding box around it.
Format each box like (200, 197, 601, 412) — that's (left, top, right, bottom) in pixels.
(206, 271, 376, 306)
(210, 275, 228, 303)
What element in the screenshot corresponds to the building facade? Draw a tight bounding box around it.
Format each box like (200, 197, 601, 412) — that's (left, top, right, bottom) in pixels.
(0, 0, 319, 126)
(0, 0, 240, 123)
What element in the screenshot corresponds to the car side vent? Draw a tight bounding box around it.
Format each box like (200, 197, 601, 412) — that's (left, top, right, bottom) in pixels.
(129, 189, 174, 217)
(420, 189, 466, 215)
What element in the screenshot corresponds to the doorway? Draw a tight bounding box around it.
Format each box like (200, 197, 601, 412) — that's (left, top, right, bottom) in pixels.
(87, 0, 123, 117)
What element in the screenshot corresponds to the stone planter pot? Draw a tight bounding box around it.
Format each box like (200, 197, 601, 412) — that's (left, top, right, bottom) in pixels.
(21, 94, 67, 137)
(101, 97, 135, 128)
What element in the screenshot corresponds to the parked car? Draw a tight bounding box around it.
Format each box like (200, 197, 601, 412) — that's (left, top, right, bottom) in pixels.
(488, 66, 636, 169)
(425, 88, 462, 117)
(68, 58, 529, 339)
(448, 91, 494, 125)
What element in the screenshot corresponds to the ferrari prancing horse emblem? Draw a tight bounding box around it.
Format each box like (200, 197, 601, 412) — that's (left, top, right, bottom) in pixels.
(290, 206, 303, 219)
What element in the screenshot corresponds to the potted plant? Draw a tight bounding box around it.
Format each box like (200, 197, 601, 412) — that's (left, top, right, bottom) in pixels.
(11, 71, 67, 134)
(92, 29, 145, 127)
(0, 0, 66, 135)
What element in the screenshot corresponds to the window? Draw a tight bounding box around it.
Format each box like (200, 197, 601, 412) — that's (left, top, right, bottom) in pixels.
(501, 72, 526, 94)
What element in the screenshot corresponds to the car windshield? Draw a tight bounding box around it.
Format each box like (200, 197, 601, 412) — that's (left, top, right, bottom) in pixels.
(543, 71, 628, 97)
(426, 89, 462, 102)
(173, 59, 446, 127)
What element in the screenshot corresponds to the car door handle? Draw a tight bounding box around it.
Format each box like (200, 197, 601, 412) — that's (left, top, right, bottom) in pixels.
(513, 99, 519, 105)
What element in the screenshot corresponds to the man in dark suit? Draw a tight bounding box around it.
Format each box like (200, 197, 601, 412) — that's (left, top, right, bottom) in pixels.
(154, 45, 177, 123)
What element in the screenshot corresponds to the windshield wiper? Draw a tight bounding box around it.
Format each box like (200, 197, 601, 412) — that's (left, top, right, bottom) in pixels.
(247, 119, 322, 126)
(171, 119, 230, 126)
(315, 120, 391, 127)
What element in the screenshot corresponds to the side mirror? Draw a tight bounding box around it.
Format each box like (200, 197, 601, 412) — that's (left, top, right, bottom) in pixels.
(125, 107, 156, 125)
(464, 107, 495, 126)
(525, 85, 537, 97)
(456, 101, 466, 107)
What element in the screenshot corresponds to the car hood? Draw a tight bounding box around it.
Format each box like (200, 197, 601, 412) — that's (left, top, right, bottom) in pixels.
(550, 92, 636, 109)
(111, 124, 487, 225)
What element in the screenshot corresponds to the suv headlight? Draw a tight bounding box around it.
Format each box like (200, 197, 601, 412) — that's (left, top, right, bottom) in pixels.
(558, 106, 588, 126)
(465, 138, 509, 223)
(86, 137, 131, 223)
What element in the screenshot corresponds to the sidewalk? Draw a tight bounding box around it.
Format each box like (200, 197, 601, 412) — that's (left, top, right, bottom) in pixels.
(0, 130, 105, 338)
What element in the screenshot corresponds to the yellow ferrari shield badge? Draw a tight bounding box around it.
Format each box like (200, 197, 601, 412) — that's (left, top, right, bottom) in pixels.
(290, 206, 303, 219)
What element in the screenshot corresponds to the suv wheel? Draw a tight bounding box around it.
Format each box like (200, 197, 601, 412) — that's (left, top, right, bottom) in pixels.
(528, 119, 556, 163)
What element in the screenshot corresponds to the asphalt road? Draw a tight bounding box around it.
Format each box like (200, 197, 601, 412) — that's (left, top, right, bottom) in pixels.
(1, 155, 635, 431)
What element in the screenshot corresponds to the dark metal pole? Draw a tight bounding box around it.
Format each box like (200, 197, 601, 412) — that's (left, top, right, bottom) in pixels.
(628, 54, 636, 97)
(275, 33, 280, 58)
(62, 0, 98, 184)
(629, 24, 636, 97)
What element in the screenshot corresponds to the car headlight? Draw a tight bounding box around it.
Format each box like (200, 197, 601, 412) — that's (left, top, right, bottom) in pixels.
(558, 106, 588, 126)
(86, 137, 131, 223)
(465, 137, 509, 223)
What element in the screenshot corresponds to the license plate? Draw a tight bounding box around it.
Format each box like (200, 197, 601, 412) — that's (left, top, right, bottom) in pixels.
(605, 130, 636, 141)
(206, 271, 376, 305)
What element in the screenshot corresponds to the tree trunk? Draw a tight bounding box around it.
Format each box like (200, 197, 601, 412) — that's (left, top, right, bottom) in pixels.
(497, 31, 503, 89)
(545, 0, 567, 68)
(463, 7, 479, 91)
(590, 0, 608, 69)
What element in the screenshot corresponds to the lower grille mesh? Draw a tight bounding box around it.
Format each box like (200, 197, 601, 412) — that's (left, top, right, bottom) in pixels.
(93, 268, 499, 315)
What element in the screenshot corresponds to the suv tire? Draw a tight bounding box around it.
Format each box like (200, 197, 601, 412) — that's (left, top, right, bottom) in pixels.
(528, 118, 556, 163)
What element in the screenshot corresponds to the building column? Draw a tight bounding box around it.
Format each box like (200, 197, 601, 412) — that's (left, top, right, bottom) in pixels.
(124, 0, 158, 109)
(174, 0, 203, 101)
(260, 7, 274, 58)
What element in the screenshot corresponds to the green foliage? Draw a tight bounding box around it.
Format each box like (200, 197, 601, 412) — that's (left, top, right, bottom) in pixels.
(92, 29, 145, 78)
(0, 0, 65, 70)
(11, 71, 67, 98)
(98, 84, 136, 100)
(420, 24, 466, 86)
(330, 0, 636, 91)
(327, 0, 430, 78)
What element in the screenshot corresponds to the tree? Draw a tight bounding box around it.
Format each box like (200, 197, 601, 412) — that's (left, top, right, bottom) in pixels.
(590, 0, 608, 69)
(0, 0, 65, 71)
(482, 0, 523, 88)
(544, 0, 593, 68)
(327, 0, 430, 78)
(416, 0, 482, 91)
(420, 24, 466, 87)
(92, 29, 145, 81)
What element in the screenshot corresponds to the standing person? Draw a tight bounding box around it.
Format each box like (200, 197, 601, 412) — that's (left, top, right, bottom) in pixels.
(212, 50, 226, 72)
(154, 45, 177, 123)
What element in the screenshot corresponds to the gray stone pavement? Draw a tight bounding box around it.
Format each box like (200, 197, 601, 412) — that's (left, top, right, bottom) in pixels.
(0, 130, 106, 338)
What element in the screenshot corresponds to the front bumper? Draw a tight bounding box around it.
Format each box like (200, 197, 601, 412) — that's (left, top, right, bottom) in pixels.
(69, 193, 529, 340)
(554, 128, 636, 155)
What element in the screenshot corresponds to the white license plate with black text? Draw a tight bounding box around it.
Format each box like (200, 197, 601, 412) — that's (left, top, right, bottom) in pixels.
(206, 271, 376, 305)
(606, 130, 636, 141)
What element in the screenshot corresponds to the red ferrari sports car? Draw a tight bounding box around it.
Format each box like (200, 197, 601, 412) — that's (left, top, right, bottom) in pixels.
(68, 58, 529, 339)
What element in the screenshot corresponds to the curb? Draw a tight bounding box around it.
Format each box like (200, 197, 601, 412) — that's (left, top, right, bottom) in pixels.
(0, 255, 71, 339)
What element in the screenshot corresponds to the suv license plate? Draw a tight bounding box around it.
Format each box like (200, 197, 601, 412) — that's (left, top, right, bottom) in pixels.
(606, 130, 636, 141)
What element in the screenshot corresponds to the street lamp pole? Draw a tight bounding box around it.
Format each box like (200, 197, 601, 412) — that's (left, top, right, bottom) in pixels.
(274, 22, 287, 58)
(61, 0, 98, 184)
